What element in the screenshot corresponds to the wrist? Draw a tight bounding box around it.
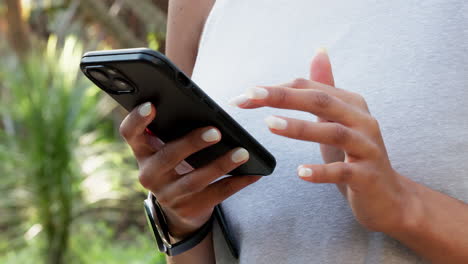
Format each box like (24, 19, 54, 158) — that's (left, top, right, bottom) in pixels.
(167, 223, 205, 243)
(144, 193, 215, 256)
(387, 173, 425, 239)
(163, 209, 213, 241)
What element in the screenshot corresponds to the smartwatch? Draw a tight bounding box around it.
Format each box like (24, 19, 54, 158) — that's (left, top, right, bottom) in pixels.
(143, 192, 214, 256)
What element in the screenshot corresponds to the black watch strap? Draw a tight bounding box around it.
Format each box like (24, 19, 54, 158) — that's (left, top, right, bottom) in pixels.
(144, 193, 214, 256)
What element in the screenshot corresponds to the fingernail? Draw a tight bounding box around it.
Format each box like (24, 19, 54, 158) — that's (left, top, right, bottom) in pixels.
(316, 47, 328, 55)
(264, 116, 288, 130)
(228, 94, 249, 106)
(246, 87, 268, 99)
(298, 166, 313, 178)
(231, 148, 249, 163)
(138, 102, 152, 117)
(201, 128, 221, 142)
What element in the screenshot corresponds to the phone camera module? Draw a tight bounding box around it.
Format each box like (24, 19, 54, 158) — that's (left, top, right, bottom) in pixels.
(107, 68, 118, 75)
(112, 78, 134, 93)
(86, 66, 135, 94)
(89, 70, 110, 83)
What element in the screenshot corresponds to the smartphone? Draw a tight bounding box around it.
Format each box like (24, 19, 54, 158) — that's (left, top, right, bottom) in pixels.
(80, 48, 275, 176)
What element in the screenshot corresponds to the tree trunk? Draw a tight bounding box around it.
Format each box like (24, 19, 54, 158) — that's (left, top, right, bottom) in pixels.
(121, 0, 167, 34)
(152, 0, 168, 15)
(47, 212, 71, 264)
(79, 0, 145, 48)
(5, 0, 31, 59)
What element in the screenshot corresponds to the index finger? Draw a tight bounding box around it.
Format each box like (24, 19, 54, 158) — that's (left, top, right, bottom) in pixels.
(178, 175, 262, 213)
(119, 102, 158, 160)
(228, 81, 294, 109)
(244, 86, 367, 127)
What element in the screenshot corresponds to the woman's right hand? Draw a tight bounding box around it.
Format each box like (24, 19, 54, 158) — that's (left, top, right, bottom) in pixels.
(119, 102, 261, 239)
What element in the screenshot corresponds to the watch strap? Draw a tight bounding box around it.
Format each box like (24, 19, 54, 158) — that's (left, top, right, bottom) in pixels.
(166, 215, 214, 256)
(145, 193, 214, 256)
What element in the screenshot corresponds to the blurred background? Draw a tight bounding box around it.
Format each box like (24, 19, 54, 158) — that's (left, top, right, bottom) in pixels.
(0, 0, 169, 263)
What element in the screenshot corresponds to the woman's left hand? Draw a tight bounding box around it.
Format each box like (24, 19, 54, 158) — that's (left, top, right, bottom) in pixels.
(229, 50, 416, 234)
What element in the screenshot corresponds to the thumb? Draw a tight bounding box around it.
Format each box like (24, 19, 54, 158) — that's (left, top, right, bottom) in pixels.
(309, 48, 335, 86)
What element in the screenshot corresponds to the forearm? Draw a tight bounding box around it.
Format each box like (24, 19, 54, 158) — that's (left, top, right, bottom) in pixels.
(166, 231, 215, 264)
(166, 0, 214, 77)
(388, 175, 468, 263)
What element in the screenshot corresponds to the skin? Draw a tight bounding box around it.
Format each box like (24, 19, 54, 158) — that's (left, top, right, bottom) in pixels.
(120, 1, 227, 263)
(233, 50, 468, 263)
(165, 0, 214, 76)
(121, 0, 468, 263)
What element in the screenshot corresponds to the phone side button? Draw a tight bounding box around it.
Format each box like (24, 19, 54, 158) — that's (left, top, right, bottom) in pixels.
(190, 85, 205, 99)
(203, 99, 218, 112)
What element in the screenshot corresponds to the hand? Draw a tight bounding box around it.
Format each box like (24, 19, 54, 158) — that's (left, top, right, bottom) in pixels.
(120, 102, 261, 239)
(230, 50, 414, 233)
(308, 49, 345, 164)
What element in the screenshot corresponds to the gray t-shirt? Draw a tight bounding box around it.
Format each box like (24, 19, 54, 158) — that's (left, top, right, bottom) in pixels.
(191, 0, 468, 263)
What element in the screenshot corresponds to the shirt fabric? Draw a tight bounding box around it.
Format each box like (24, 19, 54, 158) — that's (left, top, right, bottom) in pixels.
(191, 0, 468, 263)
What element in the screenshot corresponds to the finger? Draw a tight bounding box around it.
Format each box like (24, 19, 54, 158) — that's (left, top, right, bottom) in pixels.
(185, 175, 262, 211)
(246, 86, 366, 126)
(310, 48, 345, 163)
(299, 48, 352, 107)
(159, 148, 250, 199)
(288, 79, 363, 109)
(162, 175, 261, 222)
(229, 81, 294, 109)
(310, 48, 335, 122)
(297, 162, 355, 184)
(320, 142, 346, 163)
(174, 160, 195, 175)
(139, 127, 222, 188)
(119, 102, 157, 160)
(228, 94, 261, 109)
(310, 48, 335, 86)
(233, 49, 356, 112)
(264, 115, 376, 158)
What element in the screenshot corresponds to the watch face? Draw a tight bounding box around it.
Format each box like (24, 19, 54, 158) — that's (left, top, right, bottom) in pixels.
(144, 199, 167, 253)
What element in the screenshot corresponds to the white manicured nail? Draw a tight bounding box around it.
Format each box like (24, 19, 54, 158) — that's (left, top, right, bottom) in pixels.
(201, 128, 221, 142)
(264, 116, 288, 130)
(138, 102, 152, 117)
(228, 94, 249, 106)
(231, 148, 249, 163)
(246, 87, 268, 99)
(316, 47, 328, 55)
(298, 167, 313, 177)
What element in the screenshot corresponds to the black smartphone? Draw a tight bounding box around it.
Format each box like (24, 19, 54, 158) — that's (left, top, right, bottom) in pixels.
(80, 48, 275, 176)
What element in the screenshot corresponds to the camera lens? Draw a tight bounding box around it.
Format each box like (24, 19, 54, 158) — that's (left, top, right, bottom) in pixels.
(113, 78, 133, 92)
(89, 70, 109, 83)
(107, 68, 118, 75)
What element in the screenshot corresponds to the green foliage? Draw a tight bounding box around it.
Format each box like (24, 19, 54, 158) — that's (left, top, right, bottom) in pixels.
(1, 1, 170, 262)
(0, 34, 166, 263)
(70, 222, 165, 264)
(0, 35, 100, 264)
(147, 33, 160, 51)
(0, 221, 166, 264)
(0, 240, 42, 264)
